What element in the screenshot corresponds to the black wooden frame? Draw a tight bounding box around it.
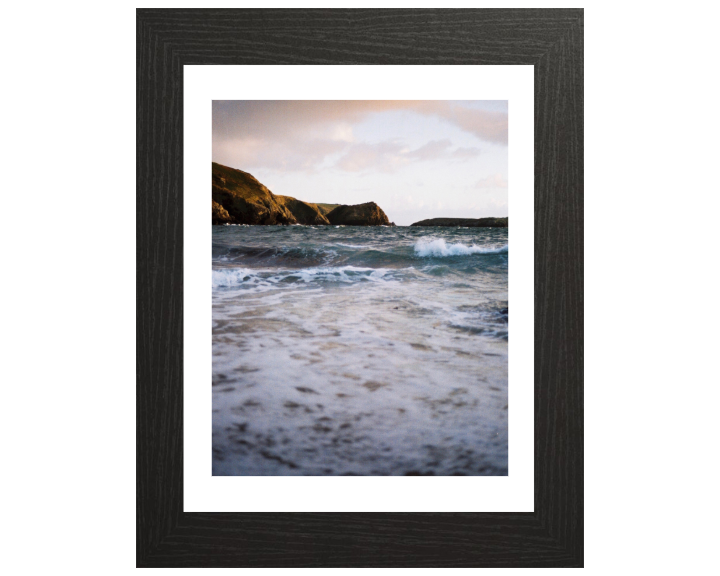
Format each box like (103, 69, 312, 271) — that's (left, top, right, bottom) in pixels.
(137, 8, 583, 567)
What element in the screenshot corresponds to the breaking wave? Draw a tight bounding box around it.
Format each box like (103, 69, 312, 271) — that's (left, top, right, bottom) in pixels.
(414, 238, 508, 257)
(212, 266, 393, 289)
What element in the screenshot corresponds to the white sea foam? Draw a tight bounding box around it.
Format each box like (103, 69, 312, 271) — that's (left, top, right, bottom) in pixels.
(212, 268, 256, 287)
(280, 266, 390, 283)
(414, 238, 508, 257)
(212, 266, 392, 290)
(335, 243, 371, 249)
(212, 269, 508, 475)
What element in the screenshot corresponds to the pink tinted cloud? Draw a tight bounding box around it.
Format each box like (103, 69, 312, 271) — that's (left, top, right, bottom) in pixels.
(212, 101, 503, 173)
(214, 100, 507, 145)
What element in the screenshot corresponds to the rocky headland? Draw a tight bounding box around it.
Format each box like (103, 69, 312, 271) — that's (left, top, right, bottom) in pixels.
(410, 217, 508, 228)
(212, 162, 393, 226)
(326, 202, 392, 226)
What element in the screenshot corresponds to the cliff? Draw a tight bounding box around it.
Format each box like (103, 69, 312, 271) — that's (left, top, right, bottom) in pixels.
(212, 163, 390, 226)
(212, 163, 296, 225)
(315, 203, 341, 216)
(410, 217, 508, 228)
(326, 202, 393, 226)
(275, 196, 330, 225)
(212, 200, 233, 225)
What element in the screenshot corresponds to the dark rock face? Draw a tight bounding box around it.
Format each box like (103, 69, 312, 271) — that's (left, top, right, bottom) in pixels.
(212, 200, 233, 225)
(326, 202, 392, 226)
(410, 217, 508, 228)
(315, 203, 341, 216)
(275, 196, 330, 225)
(211, 163, 391, 226)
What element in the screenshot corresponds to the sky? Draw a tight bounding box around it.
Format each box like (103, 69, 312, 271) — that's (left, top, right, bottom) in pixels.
(212, 101, 508, 226)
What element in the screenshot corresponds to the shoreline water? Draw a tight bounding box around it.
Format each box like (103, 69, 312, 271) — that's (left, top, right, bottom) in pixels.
(212, 225, 508, 475)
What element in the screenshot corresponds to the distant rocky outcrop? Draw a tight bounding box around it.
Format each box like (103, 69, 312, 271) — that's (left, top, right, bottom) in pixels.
(326, 202, 393, 226)
(410, 217, 508, 228)
(212, 163, 391, 226)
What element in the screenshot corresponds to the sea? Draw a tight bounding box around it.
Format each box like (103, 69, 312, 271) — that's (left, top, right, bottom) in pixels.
(212, 225, 508, 475)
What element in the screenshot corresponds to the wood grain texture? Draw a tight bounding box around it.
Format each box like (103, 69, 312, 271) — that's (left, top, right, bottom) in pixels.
(137, 8, 583, 567)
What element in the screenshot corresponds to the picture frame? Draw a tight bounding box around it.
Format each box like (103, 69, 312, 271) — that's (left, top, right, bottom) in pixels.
(137, 8, 583, 568)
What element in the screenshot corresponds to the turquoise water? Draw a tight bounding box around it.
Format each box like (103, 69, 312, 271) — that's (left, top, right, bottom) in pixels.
(212, 225, 508, 475)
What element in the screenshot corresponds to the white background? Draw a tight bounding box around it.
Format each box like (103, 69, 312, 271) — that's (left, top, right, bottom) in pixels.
(185, 65, 534, 512)
(2, 1, 718, 574)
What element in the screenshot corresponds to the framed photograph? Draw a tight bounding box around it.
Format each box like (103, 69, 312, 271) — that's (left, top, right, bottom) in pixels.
(137, 8, 583, 567)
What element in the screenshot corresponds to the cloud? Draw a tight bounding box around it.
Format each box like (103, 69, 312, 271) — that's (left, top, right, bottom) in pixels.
(421, 102, 507, 145)
(335, 141, 406, 173)
(213, 100, 506, 173)
(214, 100, 507, 144)
(451, 147, 482, 160)
(475, 173, 508, 188)
(333, 139, 480, 173)
(213, 137, 350, 172)
(405, 139, 453, 160)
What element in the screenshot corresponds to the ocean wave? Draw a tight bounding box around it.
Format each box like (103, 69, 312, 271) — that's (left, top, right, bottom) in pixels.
(212, 268, 257, 288)
(213, 266, 392, 289)
(213, 244, 339, 267)
(414, 238, 508, 257)
(283, 266, 391, 283)
(334, 243, 371, 249)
